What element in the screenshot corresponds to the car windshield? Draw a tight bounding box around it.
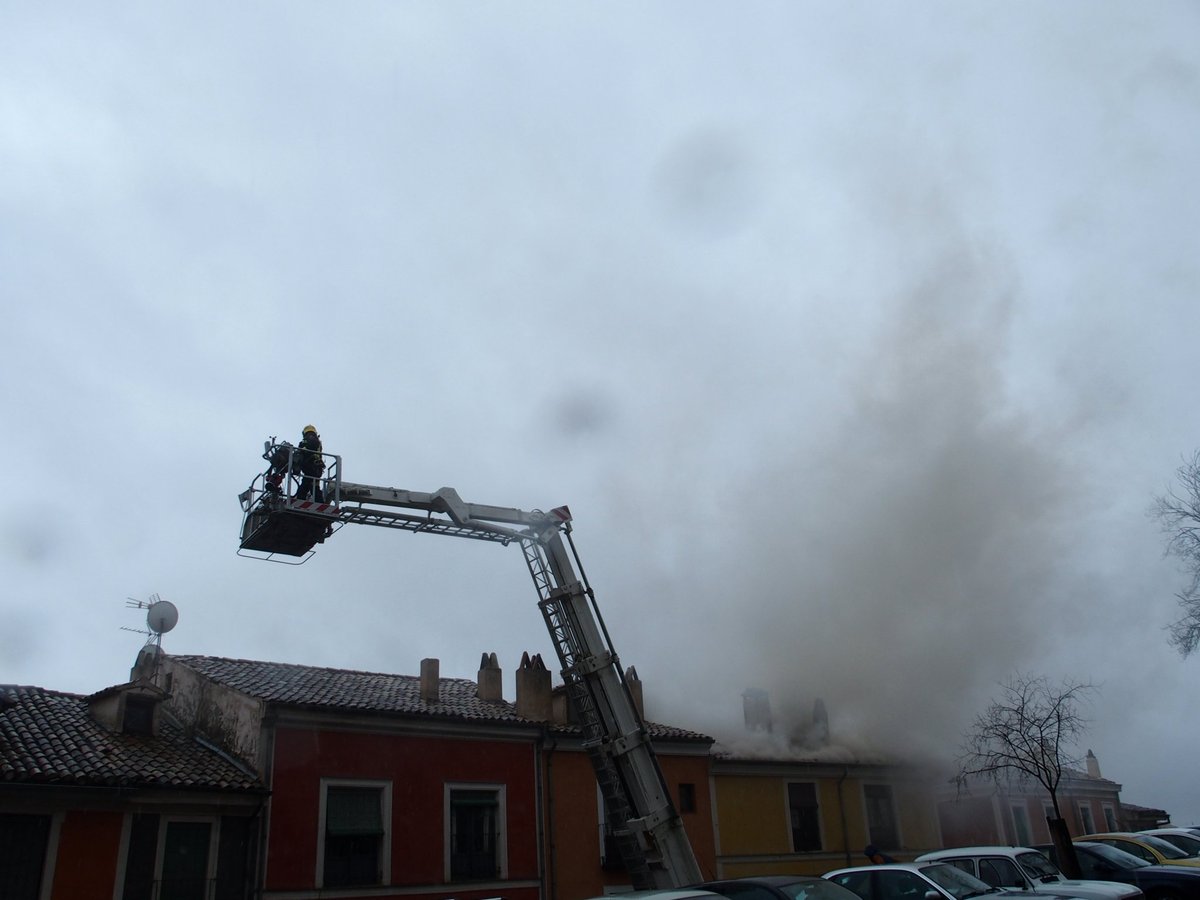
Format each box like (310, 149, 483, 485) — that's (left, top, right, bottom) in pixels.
(1156, 833, 1200, 856)
(1084, 843, 1151, 870)
(777, 881, 864, 900)
(1017, 851, 1062, 880)
(1137, 835, 1191, 859)
(921, 863, 999, 900)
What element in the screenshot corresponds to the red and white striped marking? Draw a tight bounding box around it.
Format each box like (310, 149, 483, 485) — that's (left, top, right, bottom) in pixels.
(290, 501, 339, 515)
(550, 505, 572, 523)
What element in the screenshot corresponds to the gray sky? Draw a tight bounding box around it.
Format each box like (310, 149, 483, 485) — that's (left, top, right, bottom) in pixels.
(4, 2, 1199, 826)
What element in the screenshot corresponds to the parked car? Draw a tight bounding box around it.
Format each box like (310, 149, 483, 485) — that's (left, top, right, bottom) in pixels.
(694, 875, 866, 900)
(1080, 835, 1200, 869)
(582, 892, 721, 900)
(1035, 840, 1200, 900)
(1140, 832, 1200, 858)
(917, 846, 1142, 900)
(825, 862, 1087, 900)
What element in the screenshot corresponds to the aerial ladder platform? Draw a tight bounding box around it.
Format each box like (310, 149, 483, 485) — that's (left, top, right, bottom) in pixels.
(237, 439, 703, 890)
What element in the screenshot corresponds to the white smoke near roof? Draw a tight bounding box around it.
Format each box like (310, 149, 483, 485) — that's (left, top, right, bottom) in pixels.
(652, 232, 1086, 767)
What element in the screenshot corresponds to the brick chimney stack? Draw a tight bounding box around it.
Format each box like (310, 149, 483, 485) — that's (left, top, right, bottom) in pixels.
(515, 651, 551, 720)
(477, 652, 502, 701)
(420, 658, 440, 703)
(1086, 749, 1101, 779)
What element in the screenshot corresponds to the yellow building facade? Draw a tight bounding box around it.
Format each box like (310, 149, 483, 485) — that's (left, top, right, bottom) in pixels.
(711, 756, 944, 877)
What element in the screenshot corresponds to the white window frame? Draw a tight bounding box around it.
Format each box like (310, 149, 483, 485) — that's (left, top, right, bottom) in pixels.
(154, 815, 220, 896)
(1078, 803, 1095, 834)
(1103, 804, 1118, 831)
(444, 782, 507, 883)
(863, 784, 901, 850)
(317, 778, 393, 889)
(1011, 804, 1032, 847)
(785, 780, 823, 853)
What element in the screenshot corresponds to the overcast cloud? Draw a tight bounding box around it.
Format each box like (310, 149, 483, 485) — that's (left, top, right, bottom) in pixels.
(3, 2, 1199, 825)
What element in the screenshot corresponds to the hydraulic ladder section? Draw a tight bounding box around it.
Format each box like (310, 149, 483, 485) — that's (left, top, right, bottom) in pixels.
(521, 528, 702, 890)
(330, 484, 701, 888)
(238, 449, 701, 888)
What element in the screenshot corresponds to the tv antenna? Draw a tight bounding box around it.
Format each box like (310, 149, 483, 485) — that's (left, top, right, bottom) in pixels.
(123, 593, 179, 650)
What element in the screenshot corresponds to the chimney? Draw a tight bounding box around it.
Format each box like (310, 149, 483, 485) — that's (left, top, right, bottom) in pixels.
(743, 687, 773, 733)
(477, 652, 503, 701)
(516, 651, 552, 720)
(551, 687, 571, 724)
(625, 665, 645, 720)
(420, 658, 440, 703)
(1086, 749, 1101, 779)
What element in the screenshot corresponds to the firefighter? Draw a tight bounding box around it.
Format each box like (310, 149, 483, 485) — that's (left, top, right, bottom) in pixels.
(864, 844, 896, 865)
(294, 424, 326, 502)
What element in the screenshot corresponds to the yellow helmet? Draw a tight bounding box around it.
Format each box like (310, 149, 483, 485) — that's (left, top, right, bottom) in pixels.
(303, 424, 318, 435)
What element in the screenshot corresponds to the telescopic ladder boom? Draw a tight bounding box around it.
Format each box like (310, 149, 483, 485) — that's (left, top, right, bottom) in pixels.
(237, 447, 702, 889)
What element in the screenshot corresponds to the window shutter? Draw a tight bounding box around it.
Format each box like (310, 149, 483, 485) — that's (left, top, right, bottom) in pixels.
(326, 788, 382, 837)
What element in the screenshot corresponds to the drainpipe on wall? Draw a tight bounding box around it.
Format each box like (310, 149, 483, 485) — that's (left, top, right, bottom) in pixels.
(543, 733, 558, 900)
(838, 767, 852, 867)
(254, 714, 277, 900)
(246, 793, 268, 900)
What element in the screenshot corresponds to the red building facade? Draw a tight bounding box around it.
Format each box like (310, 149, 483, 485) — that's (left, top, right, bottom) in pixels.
(2, 649, 716, 900)
(263, 722, 543, 900)
(160, 651, 716, 900)
(0, 679, 265, 900)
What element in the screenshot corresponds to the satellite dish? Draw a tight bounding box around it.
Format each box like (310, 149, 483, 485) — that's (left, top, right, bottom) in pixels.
(146, 599, 179, 635)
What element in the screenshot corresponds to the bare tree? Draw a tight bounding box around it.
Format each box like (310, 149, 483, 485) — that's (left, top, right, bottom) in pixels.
(957, 673, 1094, 877)
(1151, 450, 1200, 657)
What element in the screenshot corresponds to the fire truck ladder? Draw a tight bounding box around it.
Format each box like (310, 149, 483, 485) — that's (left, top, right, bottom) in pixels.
(237, 444, 701, 889)
(520, 526, 701, 890)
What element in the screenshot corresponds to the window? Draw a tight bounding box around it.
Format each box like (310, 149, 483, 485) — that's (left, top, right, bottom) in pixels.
(707, 885, 778, 900)
(678, 783, 696, 814)
(978, 857, 1025, 889)
(320, 781, 390, 888)
(864, 785, 898, 849)
(123, 695, 156, 735)
(874, 869, 929, 900)
(828, 870, 872, 899)
(447, 785, 505, 881)
(0, 814, 50, 900)
(122, 814, 220, 900)
(160, 821, 213, 900)
(1103, 805, 1118, 831)
(1103, 839, 1154, 864)
(787, 782, 821, 852)
(1078, 804, 1095, 834)
(1011, 804, 1032, 847)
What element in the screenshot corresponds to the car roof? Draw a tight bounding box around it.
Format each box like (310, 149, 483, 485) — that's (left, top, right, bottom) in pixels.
(703, 877, 825, 886)
(1082, 833, 1146, 840)
(1144, 829, 1200, 836)
(827, 863, 937, 875)
(920, 847, 1035, 858)
(583, 891, 722, 900)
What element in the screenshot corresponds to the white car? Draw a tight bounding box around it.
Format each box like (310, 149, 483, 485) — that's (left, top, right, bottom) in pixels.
(916, 847, 1143, 900)
(825, 862, 1086, 900)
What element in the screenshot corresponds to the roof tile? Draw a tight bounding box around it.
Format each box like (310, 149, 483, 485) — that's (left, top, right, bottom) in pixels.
(170, 655, 713, 743)
(0, 685, 264, 792)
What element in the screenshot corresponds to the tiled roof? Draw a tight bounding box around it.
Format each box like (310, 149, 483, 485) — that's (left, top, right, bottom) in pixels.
(170, 655, 712, 743)
(0, 685, 264, 792)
